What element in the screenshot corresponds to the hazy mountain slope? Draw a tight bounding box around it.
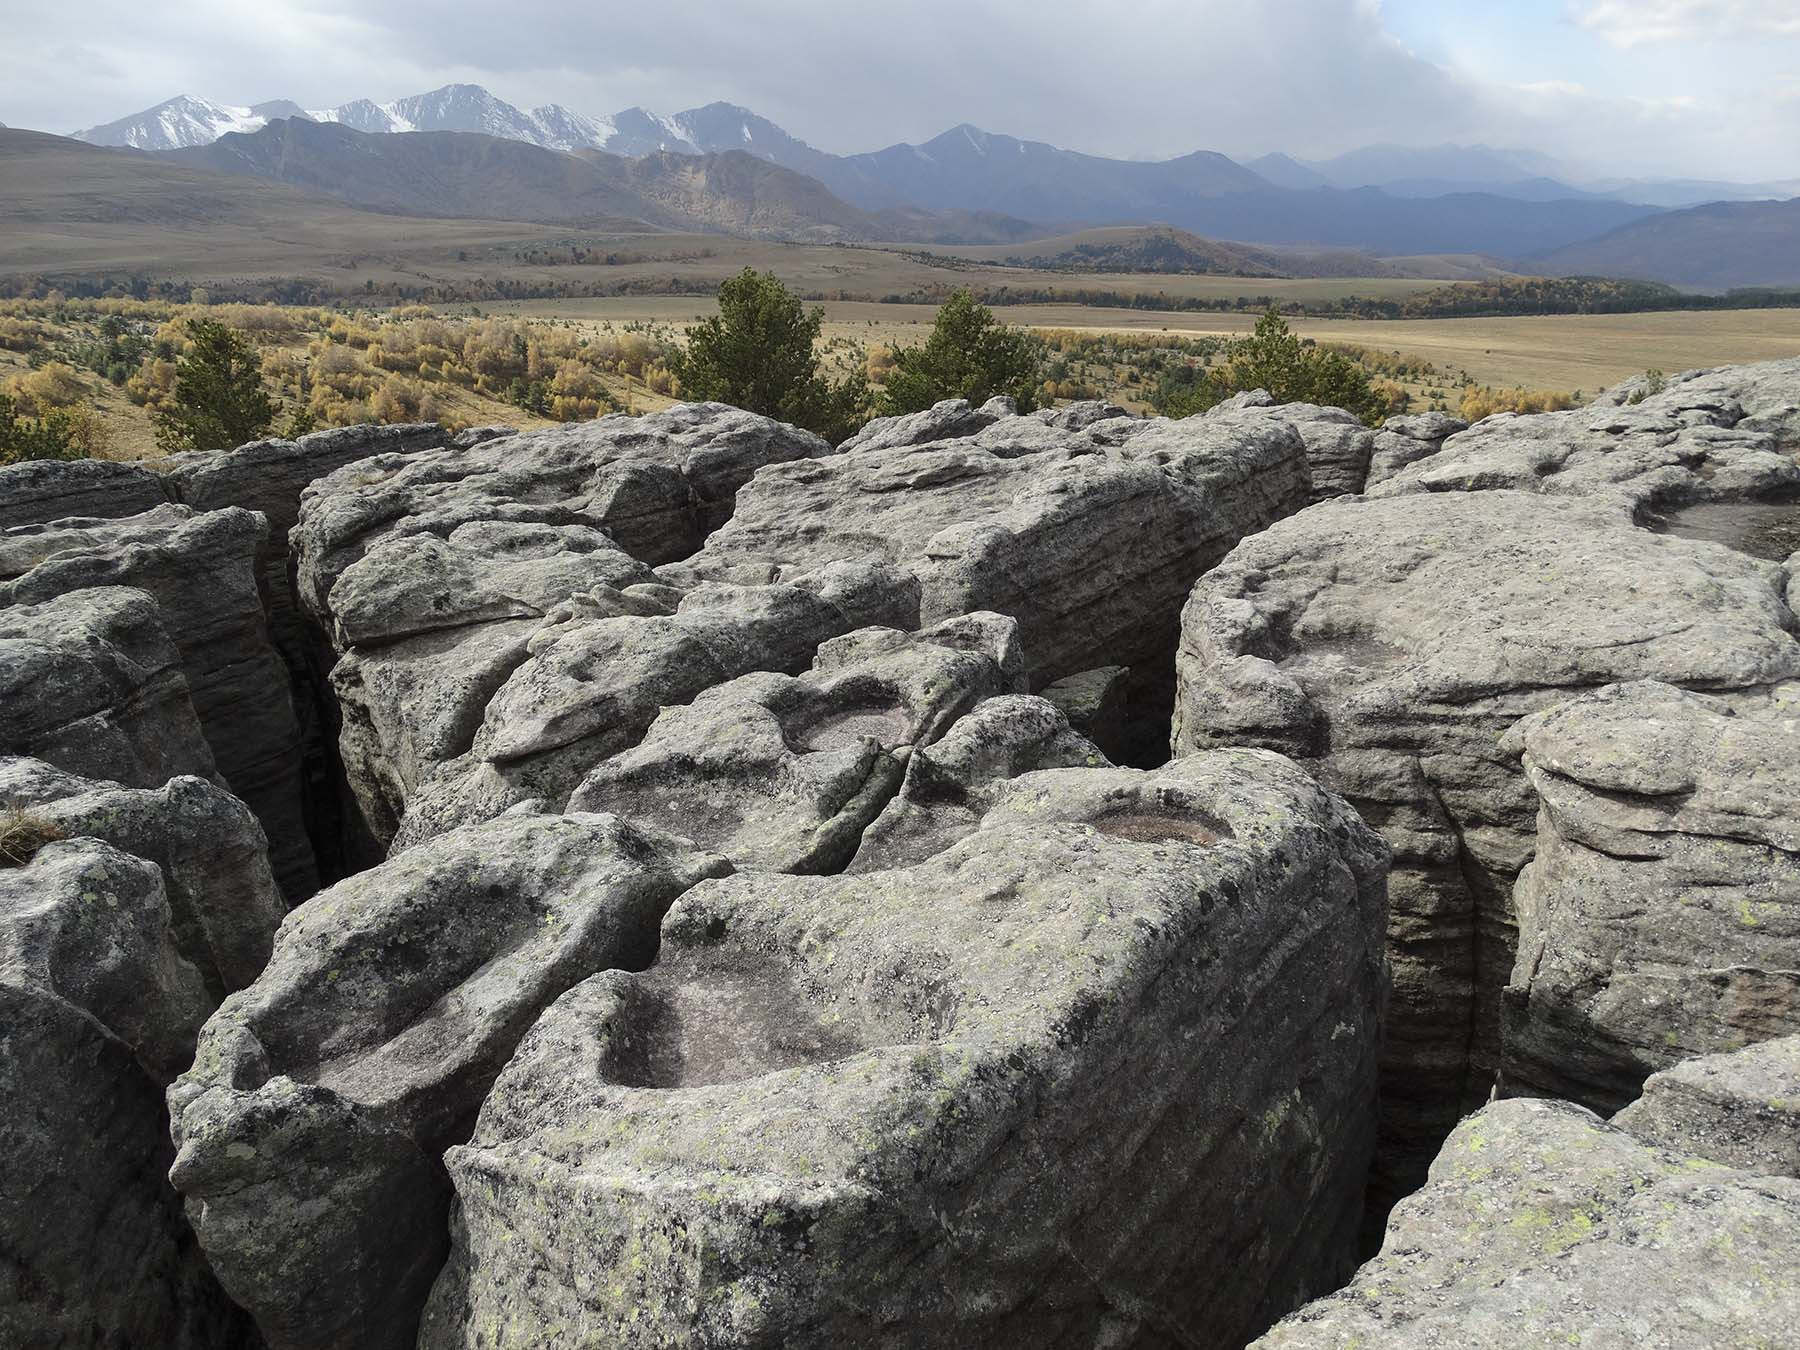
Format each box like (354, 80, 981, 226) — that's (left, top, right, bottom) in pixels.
(1244, 153, 1329, 190)
(989, 225, 1290, 274)
(167, 119, 1042, 243)
(169, 120, 674, 227)
(1537, 198, 1800, 289)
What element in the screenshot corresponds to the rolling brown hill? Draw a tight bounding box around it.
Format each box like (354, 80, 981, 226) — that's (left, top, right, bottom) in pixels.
(1537, 197, 1800, 289)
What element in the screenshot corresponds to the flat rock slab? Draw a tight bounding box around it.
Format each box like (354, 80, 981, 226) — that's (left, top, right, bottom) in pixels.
(1613, 1035, 1800, 1177)
(0, 584, 219, 788)
(168, 811, 728, 1350)
(420, 750, 1388, 1349)
(1, 504, 315, 898)
(1173, 490, 1800, 1203)
(1, 836, 250, 1349)
(1504, 680, 1800, 1112)
(567, 613, 1028, 873)
(1252, 1097, 1800, 1349)
(0, 756, 283, 1000)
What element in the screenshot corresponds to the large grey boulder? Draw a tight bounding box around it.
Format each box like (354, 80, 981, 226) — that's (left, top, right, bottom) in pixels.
(0, 757, 283, 999)
(1503, 680, 1800, 1112)
(1173, 490, 1800, 1203)
(1, 836, 253, 1349)
(847, 694, 1108, 872)
(1363, 410, 1466, 487)
(1252, 1098, 1800, 1349)
(0, 456, 169, 529)
(167, 811, 728, 1350)
(1595, 356, 1800, 446)
(420, 750, 1388, 1350)
(1, 504, 316, 898)
(292, 404, 832, 577)
(0, 585, 219, 788)
(566, 613, 1027, 873)
(1370, 361, 1800, 509)
(667, 411, 1309, 693)
(1613, 1035, 1800, 1177)
(1213, 401, 1374, 501)
(839, 397, 1008, 453)
(1039, 664, 1130, 761)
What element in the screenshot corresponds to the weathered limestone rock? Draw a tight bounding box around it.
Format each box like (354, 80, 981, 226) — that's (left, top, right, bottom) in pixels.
(167, 811, 728, 1350)
(1613, 1035, 1800, 1177)
(292, 404, 833, 578)
(0, 757, 283, 999)
(1, 504, 316, 898)
(670, 410, 1309, 692)
(1, 837, 253, 1349)
(1219, 402, 1374, 502)
(1595, 356, 1800, 446)
(0, 455, 169, 529)
(1040, 664, 1130, 761)
(839, 397, 1008, 453)
(567, 613, 1027, 872)
(1370, 360, 1800, 509)
(1503, 680, 1800, 1112)
(847, 694, 1108, 872)
(1363, 411, 1467, 487)
(1252, 1098, 1800, 1349)
(1173, 491, 1800, 1202)
(420, 750, 1388, 1350)
(0, 585, 218, 788)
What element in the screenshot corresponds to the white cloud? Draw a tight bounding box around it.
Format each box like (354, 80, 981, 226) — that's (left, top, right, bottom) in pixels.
(1574, 0, 1800, 47)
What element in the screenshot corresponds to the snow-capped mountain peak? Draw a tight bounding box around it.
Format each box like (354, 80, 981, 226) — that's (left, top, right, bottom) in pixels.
(76, 94, 282, 151)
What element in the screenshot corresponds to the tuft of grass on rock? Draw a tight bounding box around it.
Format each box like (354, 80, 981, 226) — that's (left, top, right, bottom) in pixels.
(0, 803, 63, 867)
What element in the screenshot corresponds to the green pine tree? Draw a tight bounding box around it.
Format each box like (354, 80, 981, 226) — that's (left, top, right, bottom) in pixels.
(879, 289, 1043, 415)
(671, 269, 870, 443)
(153, 319, 275, 452)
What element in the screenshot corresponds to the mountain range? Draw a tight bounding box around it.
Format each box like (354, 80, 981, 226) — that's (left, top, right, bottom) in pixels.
(77, 84, 1800, 211)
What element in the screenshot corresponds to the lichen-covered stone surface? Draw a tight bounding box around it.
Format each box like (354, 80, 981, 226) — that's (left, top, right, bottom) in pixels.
(1251, 1098, 1800, 1349)
(847, 694, 1107, 871)
(0, 756, 283, 1000)
(1370, 355, 1800, 508)
(1503, 680, 1800, 1113)
(0, 584, 220, 788)
(1, 837, 254, 1350)
(666, 405, 1309, 690)
(167, 811, 728, 1350)
(1173, 490, 1800, 1204)
(568, 613, 1027, 872)
(0, 504, 315, 897)
(1364, 411, 1467, 488)
(419, 750, 1388, 1349)
(1613, 1035, 1800, 1177)
(0, 455, 170, 529)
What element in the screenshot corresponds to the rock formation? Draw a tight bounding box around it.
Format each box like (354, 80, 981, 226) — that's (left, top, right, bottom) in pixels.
(1, 834, 255, 1349)
(1503, 680, 1800, 1112)
(1363, 410, 1466, 487)
(1, 504, 315, 897)
(1252, 1097, 1800, 1348)
(0, 455, 169, 529)
(419, 750, 1388, 1349)
(566, 613, 1027, 872)
(167, 811, 728, 1350)
(0, 757, 283, 999)
(1172, 490, 1800, 1204)
(1369, 357, 1800, 510)
(1613, 1035, 1800, 1177)
(666, 404, 1309, 738)
(0, 585, 219, 787)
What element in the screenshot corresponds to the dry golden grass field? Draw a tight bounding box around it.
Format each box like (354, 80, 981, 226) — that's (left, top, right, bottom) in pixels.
(492, 297, 1800, 399)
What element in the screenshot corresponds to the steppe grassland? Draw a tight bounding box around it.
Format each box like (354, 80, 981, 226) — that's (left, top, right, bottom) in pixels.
(493, 297, 1800, 400)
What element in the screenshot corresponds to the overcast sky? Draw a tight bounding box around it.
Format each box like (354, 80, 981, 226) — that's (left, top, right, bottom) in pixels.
(7, 0, 1799, 181)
